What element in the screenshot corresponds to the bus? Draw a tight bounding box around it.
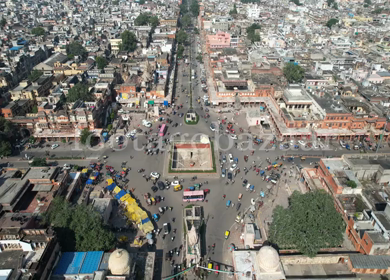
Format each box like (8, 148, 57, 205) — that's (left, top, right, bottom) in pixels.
(159, 124, 167, 137)
(183, 190, 204, 202)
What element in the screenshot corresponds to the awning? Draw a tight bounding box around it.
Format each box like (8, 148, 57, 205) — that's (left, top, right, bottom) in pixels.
(82, 168, 89, 174)
(106, 178, 113, 185)
(365, 137, 371, 141)
(164, 101, 168, 106)
(115, 190, 127, 200)
(113, 186, 121, 194)
(148, 100, 154, 105)
(107, 183, 116, 191)
(86, 179, 93, 185)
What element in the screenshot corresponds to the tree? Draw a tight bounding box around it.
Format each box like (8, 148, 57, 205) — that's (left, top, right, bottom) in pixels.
(190, 0, 200, 16)
(0, 141, 11, 157)
(31, 105, 38, 113)
(269, 190, 345, 257)
(29, 136, 36, 144)
(30, 157, 47, 166)
(347, 180, 357, 188)
(107, 124, 113, 131)
(80, 128, 93, 145)
(139, 0, 145, 4)
(177, 45, 185, 59)
(31, 27, 45, 36)
(290, 0, 302, 5)
(229, 4, 238, 15)
(193, 27, 199, 34)
(181, 14, 191, 28)
(247, 23, 261, 43)
(96, 56, 108, 69)
(66, 41, 87, 59)
(120, 30, 137, 52)
(176, 30, 188, 45)
(283, 63, 305, 83)
(28, 70, 43, 81)
(113, 0, 119, 4)
(0, 18, 6, 29)
(196, 54, 203, 63)
(67, 83, 93, 102)
(326, 0, 338, 9)
(134, 13, 159, 28)
(326, 18, 339, 29)
(42, 197, 115, 251)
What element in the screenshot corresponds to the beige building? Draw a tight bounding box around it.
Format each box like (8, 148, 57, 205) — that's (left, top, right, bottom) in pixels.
(110, 39, 122, 55)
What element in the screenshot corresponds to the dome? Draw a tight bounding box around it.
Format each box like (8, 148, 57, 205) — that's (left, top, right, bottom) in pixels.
(256, 246, 280, 272)
(108, 249, 131, 275)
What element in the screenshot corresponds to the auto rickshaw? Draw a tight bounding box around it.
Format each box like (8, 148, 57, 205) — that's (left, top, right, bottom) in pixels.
(226, 200, 231, 208)
(174, 185, 183, 192)
(225, 230, 230, 239)
(244, 155, 248, 162)
(208, 262, 213, 275)
(242, 179, 248, 187)
(300, 156, 306, 162)
(238, 193, 242, 201)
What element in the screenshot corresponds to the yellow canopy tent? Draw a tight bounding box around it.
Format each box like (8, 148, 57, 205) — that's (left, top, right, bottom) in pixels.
(106, 178, 113, 185)
(120, 194, 131, 202)
(113, 186, 121, 194)
(82, 168, 89, 174)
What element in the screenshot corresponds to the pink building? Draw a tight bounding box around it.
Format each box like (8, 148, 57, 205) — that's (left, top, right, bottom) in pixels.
(207, 32, 231, 49)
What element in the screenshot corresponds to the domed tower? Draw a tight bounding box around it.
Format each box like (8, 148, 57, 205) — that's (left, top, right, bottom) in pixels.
(108, 249, 132, 275)
(256, 246, 281, 272)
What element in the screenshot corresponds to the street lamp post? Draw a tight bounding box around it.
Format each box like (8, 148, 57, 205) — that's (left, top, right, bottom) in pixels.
(376, 116, 389, 154)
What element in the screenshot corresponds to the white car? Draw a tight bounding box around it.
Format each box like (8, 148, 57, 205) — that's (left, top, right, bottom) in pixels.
(298, 140, 305, 146)
(339, 140, 346, 148)
(230, 134, 238, 140)
(63, 164, 71, 170)
(126, 129, 137, 138)
(142, 120, 152, 128)
(312, 142, 319, 149)
(51, 144, 59, 149)
(228, 154, 233, 163)
(150, 172, 160, 179)
(210, 124, 216, 132)
(171, 180, 180, 186)
(230, 164, 237, 171)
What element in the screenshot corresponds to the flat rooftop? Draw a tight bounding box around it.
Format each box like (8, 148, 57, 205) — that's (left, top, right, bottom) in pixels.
(283, 85, 313, 104)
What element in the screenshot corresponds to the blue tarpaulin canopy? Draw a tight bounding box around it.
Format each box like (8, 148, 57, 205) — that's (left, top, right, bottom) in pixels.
(115, 190, 126, 199)
(164, 101, 168, 106)
(93, 171, 100, 177)
(141, 217, 150, 224)
(86, 179, 93, 185)
(107, 183, 116, 191)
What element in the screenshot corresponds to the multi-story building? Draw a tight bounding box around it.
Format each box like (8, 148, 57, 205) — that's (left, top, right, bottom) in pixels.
(207, 32, 231, 49)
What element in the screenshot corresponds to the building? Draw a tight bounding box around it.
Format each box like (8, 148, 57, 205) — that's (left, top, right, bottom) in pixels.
(207, 32, 231, 49)
(232, 246, 286, 280)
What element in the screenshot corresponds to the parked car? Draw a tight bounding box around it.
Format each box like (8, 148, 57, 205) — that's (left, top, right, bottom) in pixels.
(221, 169, 226, 178)
(228, 154, 233, 163)
(51, 144, 59, 149)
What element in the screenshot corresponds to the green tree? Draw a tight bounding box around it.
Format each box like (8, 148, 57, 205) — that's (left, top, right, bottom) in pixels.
(269, 190, 345, 257)
(181, 14, 191, 28)
(193, 27, 199, 34)
(283, 63, 305, 83)
(113, 0, 119, 4)
(229, 4, 238, 15)
(66, 41, 87, 59)
(28, 70, 43, 81)
(139, 0, 145, 4)
(96, 56, 108, 69)
(0, 141, 11, 157)
(180, 3, 188, 14)
(0, 18, 6, 29)
(372, 8, 383, 14)
(31, 105, 38, 113)
(347, 180, 357, 188)
(326, 18, 339, 28)
(31, 27, 45, 36)
(290, 0, 302, 5)
(80, 128, 93, 145)
(196, 54, 203, 63)
(176, 30, 188, 45)
(30, 157, 47, 166)
(67, 83, 94, 102)
(120, 30, 137, 52)
(29, 136, 36, 144)
(42, 197, 115, 251)
(107, 124, 113, 131)
(177, 45, 185, 59)
(190, 0, 200, 16)
(247, 23, 261, 43)
(134, 13, 159, 27)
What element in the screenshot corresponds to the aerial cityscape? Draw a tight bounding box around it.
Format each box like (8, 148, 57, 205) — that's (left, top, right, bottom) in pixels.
(0, 0, 390, 279)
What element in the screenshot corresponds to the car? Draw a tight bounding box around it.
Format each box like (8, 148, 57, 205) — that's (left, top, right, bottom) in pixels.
(63, 163, 71, 170)
(230, 164, 237, 171)
(221, 169, 226, 178)
(340, 140, 346, 148)
(157, 181, 165, 190)
(51, 144, 59, 149)
(228, 172, 233, 180)
(171, 180, 180, 186)
(150, 172, 160, 179)
(142, 120, 152, 127)
(298, 140, 305, 146)
(230, 134, 238, 140)
(312, 142, 319, 149)
(222, 154, 226, 163)
(116, 136, 123, 143)
(283, 143, 290, 149)
(210, 124, 216, 131)
(228, 154, 233, 163)
(163, 223, 169, 234)
(151, 186, 158, 193)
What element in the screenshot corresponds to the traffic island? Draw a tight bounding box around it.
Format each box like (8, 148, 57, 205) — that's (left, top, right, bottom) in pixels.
(184, 111, 199, 125)
(167, 138, 217, 174)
